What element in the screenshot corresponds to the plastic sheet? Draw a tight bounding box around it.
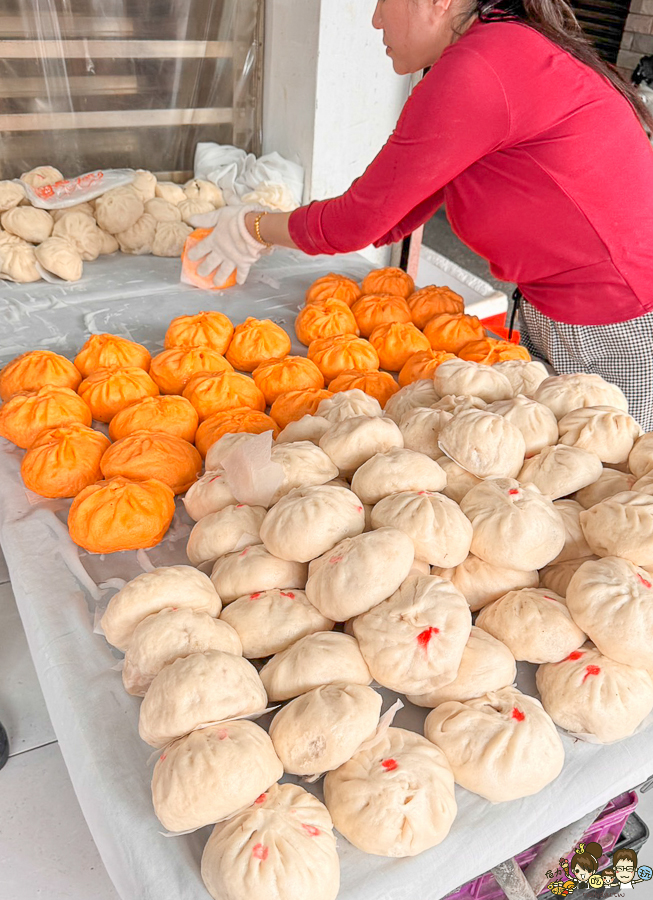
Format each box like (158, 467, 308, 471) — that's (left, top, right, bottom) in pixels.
(1, 251, 652, 900)
(0, 0, 263, 179)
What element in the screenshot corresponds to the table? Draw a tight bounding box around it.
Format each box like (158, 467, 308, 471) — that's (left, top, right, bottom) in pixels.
(1, 251, 652, 900)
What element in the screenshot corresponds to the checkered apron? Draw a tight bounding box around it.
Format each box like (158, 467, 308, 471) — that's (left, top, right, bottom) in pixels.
(518, 299, 653, 432)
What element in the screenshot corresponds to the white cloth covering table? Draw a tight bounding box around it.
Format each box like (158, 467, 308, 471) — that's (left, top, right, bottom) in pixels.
(0, 251, 651, 900)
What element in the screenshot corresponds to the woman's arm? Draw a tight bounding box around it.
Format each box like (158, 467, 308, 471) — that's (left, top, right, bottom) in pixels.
(284, 44, 510, 256)
(243, 210, 298, 249)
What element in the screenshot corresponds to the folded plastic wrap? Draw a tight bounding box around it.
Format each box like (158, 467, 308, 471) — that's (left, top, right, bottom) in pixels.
(0, 0, 263, 179)
(220, 432, 284, 507)
(1, 252, 652, 900)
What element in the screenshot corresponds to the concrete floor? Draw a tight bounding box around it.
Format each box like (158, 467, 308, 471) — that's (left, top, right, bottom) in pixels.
(422, 206, 516, 296)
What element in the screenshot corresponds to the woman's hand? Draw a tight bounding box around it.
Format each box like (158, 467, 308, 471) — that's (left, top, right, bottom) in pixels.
(187, 205, 270, 286)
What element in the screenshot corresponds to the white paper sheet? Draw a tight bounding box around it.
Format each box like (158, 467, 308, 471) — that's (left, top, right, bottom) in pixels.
(1, 252, 651, 900)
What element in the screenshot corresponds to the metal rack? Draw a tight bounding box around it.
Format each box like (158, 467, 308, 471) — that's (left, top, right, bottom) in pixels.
(0, 0, 263, 180)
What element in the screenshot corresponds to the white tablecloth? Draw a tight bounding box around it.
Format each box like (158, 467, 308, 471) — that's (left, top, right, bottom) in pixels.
(1, 252, 652, 900)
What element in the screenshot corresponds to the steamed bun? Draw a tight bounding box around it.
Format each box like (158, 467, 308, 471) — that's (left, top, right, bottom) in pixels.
(95, 185, 144, 234)
(305, 527, 415, 620)
(433, 357, 513, 402)
(438, 409, 526, 478)
(220, 589, 334, 659)
(460, 478, 565, 571)
(34, 236, 83, 281)
(116, 212, 157, 255)
(350, 448, 447, 504)
(370, 490, 472, 568)
(139, 649, 268, 747)
(575, 467, 637, 508)
(432, 554, 539, 612)
(183, 470, 237, 522)
(566, 556, 653, 670)
(536, 644, 653, 742)
(0, 180, 26, 211)
(486, 395, 559, 457)
(259, 484, 365, 563)
(323, 727, 456, 857)
(353, 574, 471, 694)
(100, 565, 221, 651)
(629, 432, 653, 479)
(316, 389, 382, 423)
(399, 407, 452, 459)
(152, 720, 282, 831)
(407, 626, 516, 707)
(211, 544, 308, 604)
(557, 405, 641, 464)
(268, 441, 338, 503)
(424, 686, 564, 802)
(475, 587, 586, 663)
(52, 210, 102, 260)
(269, 683, 382, 775)
(517, 444, 603, 500)
(186, 504, 266, 566)
(259, 632, 371, 701)
(534, 372, 628, 419)
(319, 415, 403, 477)
(152, 220, 192, 257)
(122, 608, 242, 696)
(275, 414, 331, 445)
(579, 492, 653, 566)
(201, 783, 339, 900)
(1, 206, 53, 243)
(383, 379, 439, 425)
(493, 359, 549, 397)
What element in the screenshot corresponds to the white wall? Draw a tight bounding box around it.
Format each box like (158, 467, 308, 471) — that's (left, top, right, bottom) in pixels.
(263, 0, 411, 263)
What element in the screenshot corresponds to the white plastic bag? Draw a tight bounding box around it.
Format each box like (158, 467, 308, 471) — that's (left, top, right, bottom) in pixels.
(194, 144, 304, 209)
(23, 168, 137, 209)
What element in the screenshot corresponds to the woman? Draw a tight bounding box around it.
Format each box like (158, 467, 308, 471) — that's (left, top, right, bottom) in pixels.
(189, 0, 653, 429)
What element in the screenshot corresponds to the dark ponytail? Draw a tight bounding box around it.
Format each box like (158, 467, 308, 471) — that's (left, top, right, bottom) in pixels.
(464, 0, 653, 132)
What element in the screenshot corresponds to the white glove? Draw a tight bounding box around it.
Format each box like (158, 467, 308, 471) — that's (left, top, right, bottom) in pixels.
(186, 204, 271, 286)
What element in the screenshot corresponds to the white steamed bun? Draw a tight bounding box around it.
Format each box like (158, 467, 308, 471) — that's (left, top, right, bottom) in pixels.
(460, 478, 566, 571)
(438, 409, 526, 478)
(259, 484, 365, 562)
(139, 649, 267, 748)
(100, 565, 221, 651)
(220, 588, 334, 659)
(323, 727, 456, 857)
(424, 686, 564, 802)
(353, 574, 471, 694)
(475, 587, 586, 663)
(407, 626, 516, 707)
(370, 490, 472, 567)
(305, 527, 415, 620)
(269, 683, 383, 775)
(122, 607, 242, 696)
(211, 544, 307, 604)
(536, 644, 653, 743)
(259, 632, 371, 702)
(152, 720, 282, 831)
(201, 783, 339, 900)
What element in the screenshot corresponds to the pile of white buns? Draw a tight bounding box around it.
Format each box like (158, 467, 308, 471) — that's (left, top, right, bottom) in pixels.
(0, 165, 224, 283)
(99, 358, 653, 900)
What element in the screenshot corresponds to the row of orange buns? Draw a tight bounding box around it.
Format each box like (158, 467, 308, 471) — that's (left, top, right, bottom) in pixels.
(295, 267, 529, 387)
(0, 266, 530, 554)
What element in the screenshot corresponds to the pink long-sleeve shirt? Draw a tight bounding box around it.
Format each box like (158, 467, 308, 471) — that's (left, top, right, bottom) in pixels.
(288, 20, 653, 326)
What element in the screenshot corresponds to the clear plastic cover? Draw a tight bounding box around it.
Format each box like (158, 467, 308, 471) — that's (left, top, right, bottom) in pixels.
(0, 0, 263, 179)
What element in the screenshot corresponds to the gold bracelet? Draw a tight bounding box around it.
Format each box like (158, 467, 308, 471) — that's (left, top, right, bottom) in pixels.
(253, 211, 273, 248)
